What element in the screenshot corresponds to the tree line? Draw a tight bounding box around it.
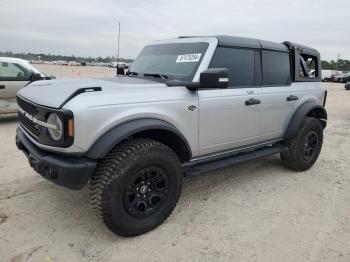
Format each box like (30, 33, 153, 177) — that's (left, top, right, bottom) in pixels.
(321, 59, 350, 71)
(0, 51, 133, 63)
(1, 50, 350, 71)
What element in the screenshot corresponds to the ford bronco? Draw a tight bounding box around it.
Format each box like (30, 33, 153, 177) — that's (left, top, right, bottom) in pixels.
(15, 36, 327, 236)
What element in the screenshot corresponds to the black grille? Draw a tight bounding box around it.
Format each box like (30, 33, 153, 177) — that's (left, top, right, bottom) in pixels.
(17, 96, 41, 139)
(18, 112, 41, 138)
(17, 96, 39, 116)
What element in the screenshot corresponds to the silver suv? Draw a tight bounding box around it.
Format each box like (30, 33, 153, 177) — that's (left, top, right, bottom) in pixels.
(15, 36, 327, 236)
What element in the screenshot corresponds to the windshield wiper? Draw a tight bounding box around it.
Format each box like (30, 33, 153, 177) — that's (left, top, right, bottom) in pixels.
(143, 73, 168, 80)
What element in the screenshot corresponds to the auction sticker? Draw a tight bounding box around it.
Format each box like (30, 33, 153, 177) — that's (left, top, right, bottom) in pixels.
(176, 53, 202, 63)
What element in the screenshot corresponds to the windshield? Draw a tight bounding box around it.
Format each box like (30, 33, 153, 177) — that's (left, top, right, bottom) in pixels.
(129, 42, 209, 81)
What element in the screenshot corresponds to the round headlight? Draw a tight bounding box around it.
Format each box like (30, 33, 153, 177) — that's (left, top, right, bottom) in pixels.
(47, 113, 63, 141)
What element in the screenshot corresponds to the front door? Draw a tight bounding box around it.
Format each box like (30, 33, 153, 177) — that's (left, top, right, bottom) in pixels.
(198, 88, 263, 155)
(198, 46, 264, 156)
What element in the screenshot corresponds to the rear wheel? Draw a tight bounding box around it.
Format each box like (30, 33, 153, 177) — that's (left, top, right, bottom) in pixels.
(281, 117, 323, 171)
(90, 138, 182, 237)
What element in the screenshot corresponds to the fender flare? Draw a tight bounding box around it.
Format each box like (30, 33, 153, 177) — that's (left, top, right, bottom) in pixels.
(86, 118, 192, 159)
(284, 102, 327, 139)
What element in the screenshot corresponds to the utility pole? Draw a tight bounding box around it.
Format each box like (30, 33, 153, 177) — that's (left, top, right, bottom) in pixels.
(336, 53, 340, 71)
(58, 48, 62, 78)
(116, 22, 120, 74)
(116, 22, 120, 76)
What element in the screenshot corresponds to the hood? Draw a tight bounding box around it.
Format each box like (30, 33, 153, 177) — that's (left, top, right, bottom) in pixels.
(17, 76, 166, 108)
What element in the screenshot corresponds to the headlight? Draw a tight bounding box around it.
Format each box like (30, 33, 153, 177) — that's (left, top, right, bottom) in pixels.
(47, 113, 63, 141)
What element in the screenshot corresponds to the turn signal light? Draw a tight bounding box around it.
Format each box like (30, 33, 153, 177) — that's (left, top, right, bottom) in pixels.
(67, 118, 74, 137)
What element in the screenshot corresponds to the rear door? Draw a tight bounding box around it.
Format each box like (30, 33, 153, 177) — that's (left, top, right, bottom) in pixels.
(0, 61, 31, 112)
(259, 50, 295, 140)
(198, 47, 264, 156)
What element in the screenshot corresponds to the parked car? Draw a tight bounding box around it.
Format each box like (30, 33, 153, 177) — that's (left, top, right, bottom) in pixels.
(321, 70, 333, 81)
(345, 82, 350, 90)
(15, 36, 327, 236)
(321, 70, 345, 82)
(333, 72, 350, 83)
(0, 57, 51, 115)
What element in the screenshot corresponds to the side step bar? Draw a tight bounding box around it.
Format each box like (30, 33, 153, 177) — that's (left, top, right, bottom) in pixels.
(183, 143, 288, 176)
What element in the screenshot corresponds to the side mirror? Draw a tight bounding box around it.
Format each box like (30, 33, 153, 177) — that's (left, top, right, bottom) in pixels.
(199, 68, 229, 89)
(30, 72, 42, 82)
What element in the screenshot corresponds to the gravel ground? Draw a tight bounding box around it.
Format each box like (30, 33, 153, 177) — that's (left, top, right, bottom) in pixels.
(0, 79, 349, 262)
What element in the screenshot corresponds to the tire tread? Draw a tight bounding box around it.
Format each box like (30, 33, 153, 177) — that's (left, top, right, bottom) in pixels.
(90, 138, 181, 236)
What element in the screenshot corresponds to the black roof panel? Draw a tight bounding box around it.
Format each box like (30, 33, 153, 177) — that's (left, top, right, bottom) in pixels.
(216, 35, 261, 49)
(260, 40, 289, 52)
(178, 35, 318, 54)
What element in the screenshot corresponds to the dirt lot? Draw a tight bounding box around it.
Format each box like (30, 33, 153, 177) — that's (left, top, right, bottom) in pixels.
(0, 70, 349, 261)
(35, 64, 116, 79)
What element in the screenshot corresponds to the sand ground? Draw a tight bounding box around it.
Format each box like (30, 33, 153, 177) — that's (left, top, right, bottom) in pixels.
(0, 67, 349, 262)
(35, 64, 117, 79)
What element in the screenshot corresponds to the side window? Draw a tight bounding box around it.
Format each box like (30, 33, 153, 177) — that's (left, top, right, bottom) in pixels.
(299, 54, 318, 79)
(262, 50, 291, 86)
(209, 47, 255, 87)
(0, 62, 31, 81)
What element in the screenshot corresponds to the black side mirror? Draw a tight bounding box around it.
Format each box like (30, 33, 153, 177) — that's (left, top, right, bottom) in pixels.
(199, 68, 229, 89)
(30, 72, 42, 82)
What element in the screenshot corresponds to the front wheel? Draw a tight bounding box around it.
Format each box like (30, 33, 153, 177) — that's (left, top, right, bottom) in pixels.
(90, 138, 183, 237)
(281, 117, 323, 171)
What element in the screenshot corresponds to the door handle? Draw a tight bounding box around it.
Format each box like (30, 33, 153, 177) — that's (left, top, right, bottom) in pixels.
(287, 95, 298, 101)
(245, 98, 261, 106)
(0, 85, 5, 89)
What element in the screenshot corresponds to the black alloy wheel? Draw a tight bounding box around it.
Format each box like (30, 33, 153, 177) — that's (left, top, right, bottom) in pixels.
(124, 166, 169, 218)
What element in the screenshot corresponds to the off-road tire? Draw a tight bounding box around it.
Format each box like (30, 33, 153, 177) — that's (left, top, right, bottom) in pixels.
(90, 138, 182, 237)
(281, 117, 323, 171)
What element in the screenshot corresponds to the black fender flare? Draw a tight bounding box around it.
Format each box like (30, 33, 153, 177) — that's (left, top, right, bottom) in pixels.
(284, 101, 327, 139)
(86, 118, 192, 159)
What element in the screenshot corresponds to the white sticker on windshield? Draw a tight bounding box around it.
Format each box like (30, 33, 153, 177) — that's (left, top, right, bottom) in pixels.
(176, 53, 202, 63)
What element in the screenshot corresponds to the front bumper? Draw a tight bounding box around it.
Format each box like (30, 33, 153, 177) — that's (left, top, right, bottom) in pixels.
(16, 127, 96, 190)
